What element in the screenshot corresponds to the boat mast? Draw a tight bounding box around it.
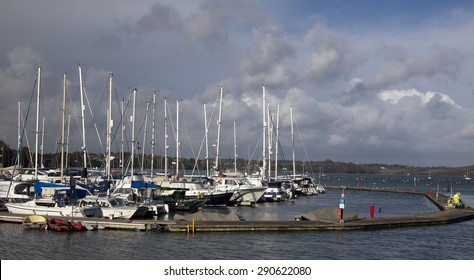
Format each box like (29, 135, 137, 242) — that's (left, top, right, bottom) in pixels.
(131, 89, 137, 177)
(40, 116, 45, 169)
(34, 66, 41, 181)
(204, 103, 209, 178)
(106, 73, 113, 180)
(267, 101, 272, 180)
(78, 65, 87, 170)
(262, 85, 266, 181)
(214, 86, 223, 172)
(141, 101, 150, 175)
(120, 98, 125, 179)
(274, 104, 280, 180)
(65, 114, 70, 169)
(164, 97, 168, 180)
(151, 92, 157, 181)
(176, 99, 180, 179)
(233, 120, 237, 172)
(60, 73, 67, 182)
(17, 102, 21, 167)
(290, 105, 296, 180)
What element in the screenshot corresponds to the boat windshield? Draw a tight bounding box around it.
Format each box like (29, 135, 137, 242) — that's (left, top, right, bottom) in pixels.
(109, 198, 126, 207)
(237, 178, 251, 185)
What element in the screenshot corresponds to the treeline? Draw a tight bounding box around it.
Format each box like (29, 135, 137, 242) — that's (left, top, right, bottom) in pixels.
(0, 140, 471, 176)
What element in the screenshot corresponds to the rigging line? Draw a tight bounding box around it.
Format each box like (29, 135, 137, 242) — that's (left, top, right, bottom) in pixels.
(191, 93, 220, 175)
(246, 133, 262, 173)
(181, 108, 199, 172)
(191, 116, 206, 175)
(52, 80, 72, 166)
(7, 71, 38, 197)
(293, 118, 315, 176)
(117, 96, 134, 178)
(82, 87, 101, 170)
(112, 92, 131, 157)
(132, 100, 150, 173)
(266, 108, 287, 163)
(20, 110, 34, 168)
(165, 100, 177, 173)
(83, 87, 104, 151)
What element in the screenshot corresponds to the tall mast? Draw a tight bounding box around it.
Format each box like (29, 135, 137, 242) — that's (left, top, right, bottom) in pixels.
(262, 85, 266, 181)
(233, 120, 237, 172)
(290, 105, 296, 180)
(141, 101, 150, 175)
(176, 99, 180, 179)
(40, 116, 45, 169)
(78, 65, 87, 169)
(120, 98, 125, 179)
(34, 66, 41, 180)
(17, 102, 21, 167)
(106, 73, 113, 180)
(60, 73, 66, 181)
(131, 89, 137, 177)
(214, 86, 223, 171)
(65, 114, 70, 169)
(267, 101, 272, 180)
(151, 92, 157, 180)
(164, 98, 168, 180)
(204, 103, 209, 178)
(274, 104, 280, 180)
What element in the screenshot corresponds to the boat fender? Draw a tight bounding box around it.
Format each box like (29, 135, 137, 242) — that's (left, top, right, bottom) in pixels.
(197, 193, 204, 199)
(78, 200, 86, 207)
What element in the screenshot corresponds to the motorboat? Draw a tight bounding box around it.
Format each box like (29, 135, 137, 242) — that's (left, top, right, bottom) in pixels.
(0, 181, 33, 210)
(165, 182, 233, 207)
(82, 196, 149, 219)
(214, 177, 267, 206)
(292, 177, 318, 196)
(263, 181, 293, 202)
(111, 174, 168, 216)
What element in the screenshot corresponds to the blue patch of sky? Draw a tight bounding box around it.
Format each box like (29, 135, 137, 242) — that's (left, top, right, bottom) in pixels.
(264, 0, 474, 34)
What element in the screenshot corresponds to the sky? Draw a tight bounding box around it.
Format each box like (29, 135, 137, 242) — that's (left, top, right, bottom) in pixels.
(1, 0, 474, 168)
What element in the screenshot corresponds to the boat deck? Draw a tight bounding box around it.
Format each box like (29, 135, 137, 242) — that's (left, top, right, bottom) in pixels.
(1, 188, 473, 232)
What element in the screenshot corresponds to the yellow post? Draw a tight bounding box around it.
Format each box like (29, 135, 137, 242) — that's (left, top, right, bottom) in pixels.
(187, 218, 195, 234)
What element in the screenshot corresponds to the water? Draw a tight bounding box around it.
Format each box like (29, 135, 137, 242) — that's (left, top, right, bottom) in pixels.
(1, 174, 474, 260)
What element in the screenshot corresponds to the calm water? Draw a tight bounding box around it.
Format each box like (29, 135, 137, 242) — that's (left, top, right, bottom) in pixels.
(1, 174, 473, 260)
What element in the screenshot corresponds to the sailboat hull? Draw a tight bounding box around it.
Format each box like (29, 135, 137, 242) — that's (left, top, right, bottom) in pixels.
(5, 200, 102, 218)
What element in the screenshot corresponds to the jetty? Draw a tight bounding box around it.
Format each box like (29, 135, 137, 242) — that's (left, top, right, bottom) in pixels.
(1, 187, 473, 232)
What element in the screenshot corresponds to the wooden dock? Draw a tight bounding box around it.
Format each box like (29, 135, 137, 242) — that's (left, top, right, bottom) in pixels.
(0, 213, 175, 231)
(1, 187, 473, 232)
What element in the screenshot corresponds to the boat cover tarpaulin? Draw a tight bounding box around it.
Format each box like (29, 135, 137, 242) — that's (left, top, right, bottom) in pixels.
(174, 208, 243, 222)
(298, 207, 358, 221)
(34, 180, 88, 198)
(131, 181, 158, 189)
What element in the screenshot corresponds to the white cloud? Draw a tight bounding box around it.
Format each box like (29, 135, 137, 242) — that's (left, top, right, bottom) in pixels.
(328, 134, 349, 146)
(378, 88, 460, 108)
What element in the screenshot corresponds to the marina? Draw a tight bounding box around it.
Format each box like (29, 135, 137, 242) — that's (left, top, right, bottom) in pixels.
(1, 173, 474, 261)
(1, 185, 473, 232)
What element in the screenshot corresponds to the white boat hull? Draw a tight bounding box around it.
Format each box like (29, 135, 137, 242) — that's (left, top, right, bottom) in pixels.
(5, 201, 102, 218)
(226, 186, 267, 206)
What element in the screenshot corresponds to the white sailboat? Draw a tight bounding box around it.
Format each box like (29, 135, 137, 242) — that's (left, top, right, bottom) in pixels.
(465, 169, 471, 180)
(111, 89, 166, 216)
(5, 70, 102, 218)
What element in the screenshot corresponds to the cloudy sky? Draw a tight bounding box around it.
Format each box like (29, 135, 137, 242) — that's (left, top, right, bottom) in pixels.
(1, 0, 474, 168)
